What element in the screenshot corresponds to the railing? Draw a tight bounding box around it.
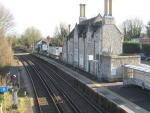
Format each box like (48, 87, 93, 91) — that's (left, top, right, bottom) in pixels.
(123, 65, 150, 90)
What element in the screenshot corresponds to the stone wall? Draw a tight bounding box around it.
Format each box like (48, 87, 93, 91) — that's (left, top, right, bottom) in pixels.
(78, 37, 85, 70)
(101, 55, 140, 82)
(84, 30, 95, 72)
(94, 29, 101, 60)
(68, 38, 74, 65)
(62, 40, 67, 63)
(102, 17, 124, 55)
(74, 27, 78, 67)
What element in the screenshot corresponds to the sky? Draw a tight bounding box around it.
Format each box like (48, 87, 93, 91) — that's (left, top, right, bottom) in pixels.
(0, 0, 150, 37)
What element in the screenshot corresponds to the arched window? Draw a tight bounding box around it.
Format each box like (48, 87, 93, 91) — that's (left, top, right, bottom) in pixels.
(80, 54, 83, 66)
(64, 53, 66, 58)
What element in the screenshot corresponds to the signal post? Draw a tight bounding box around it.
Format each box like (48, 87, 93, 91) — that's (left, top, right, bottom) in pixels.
(10, 66, 20, 108)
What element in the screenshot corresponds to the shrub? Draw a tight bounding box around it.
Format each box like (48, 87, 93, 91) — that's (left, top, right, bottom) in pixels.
(141, 44, 150, 55)
(13, 45, 27, 50)
(123, 41, 141, 54)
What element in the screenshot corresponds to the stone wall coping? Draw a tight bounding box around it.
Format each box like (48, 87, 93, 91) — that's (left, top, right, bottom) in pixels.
(101, 55, 140, 59)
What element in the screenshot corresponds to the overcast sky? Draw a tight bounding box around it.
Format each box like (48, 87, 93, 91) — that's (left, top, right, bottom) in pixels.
(0, 0, 150, 37)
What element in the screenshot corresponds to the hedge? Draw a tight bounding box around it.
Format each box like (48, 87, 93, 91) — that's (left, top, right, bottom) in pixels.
(123, 41, 141, 54)
(141, 44, 150, 55)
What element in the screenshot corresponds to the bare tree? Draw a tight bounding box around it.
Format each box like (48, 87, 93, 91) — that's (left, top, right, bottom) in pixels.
(146, 20, 150, 38)
(121, 18, 144, 41)
(0, 4, 15, 36)
(0, 4, 15, 67)
(53, 22, 68, 46)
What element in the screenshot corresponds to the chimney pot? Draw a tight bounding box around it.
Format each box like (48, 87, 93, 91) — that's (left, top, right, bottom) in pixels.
(104, 0, 108, 16)
(68, 24, 71, 33)
(109, 0, 112, 16)
(80, 4, 83, 17)
(83, 4, 86, 17)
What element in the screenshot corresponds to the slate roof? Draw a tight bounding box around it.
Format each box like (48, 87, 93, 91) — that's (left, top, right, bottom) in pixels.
(80, 17, 97, 25)
(80, 13, 102, 25)
(67, 28, 74, 40)
(35, 39, 47, 44)
(67, 14, 103, 39)
(42, 41, 47, 44)
(67, 20, 102, 39)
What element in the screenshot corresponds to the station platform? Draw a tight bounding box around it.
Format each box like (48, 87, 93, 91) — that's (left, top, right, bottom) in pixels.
(33, 54, 150, 113)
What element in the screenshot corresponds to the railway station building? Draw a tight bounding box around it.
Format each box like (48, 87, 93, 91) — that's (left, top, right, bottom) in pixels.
(62, 0, 140, 82)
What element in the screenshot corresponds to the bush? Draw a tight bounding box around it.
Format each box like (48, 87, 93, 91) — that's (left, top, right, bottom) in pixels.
(141, 44, 150, 55)
(123, 41, 141, 54)
(0, 36, 14, 67)
(13, 45, 27, 50)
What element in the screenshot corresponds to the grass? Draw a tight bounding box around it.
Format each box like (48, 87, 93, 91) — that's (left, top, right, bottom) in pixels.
(18, 88, 31, 112)
(0, 55, 32, 113)
(18, 88, 26, 97)
(5, 88, 30, 113)
(0, 88, 30, 113)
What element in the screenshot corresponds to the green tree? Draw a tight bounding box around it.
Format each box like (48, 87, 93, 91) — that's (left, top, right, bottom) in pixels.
(22, 27, 42, 48)
(50, 37, 60, 46)
(7, 35, 19, 47)
(46, 35, 51, 44)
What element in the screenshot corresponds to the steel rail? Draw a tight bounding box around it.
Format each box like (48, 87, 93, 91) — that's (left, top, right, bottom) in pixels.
(21, 56, 62, 113)
(24, 56, 66, 113)
(18, 56, 42, 113)
(26, 55, 82, 113)
(29, 55, 102, 113)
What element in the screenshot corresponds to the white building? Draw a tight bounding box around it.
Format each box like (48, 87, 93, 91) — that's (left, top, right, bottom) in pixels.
(62, 0, 140, 82)
(48, 46, 62, 55)
(35, 40, 48, 53)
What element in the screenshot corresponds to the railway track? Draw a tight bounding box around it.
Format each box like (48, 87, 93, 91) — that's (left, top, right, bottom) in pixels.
(19, 56, 63, 113)
(18, 55, 104, 113)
